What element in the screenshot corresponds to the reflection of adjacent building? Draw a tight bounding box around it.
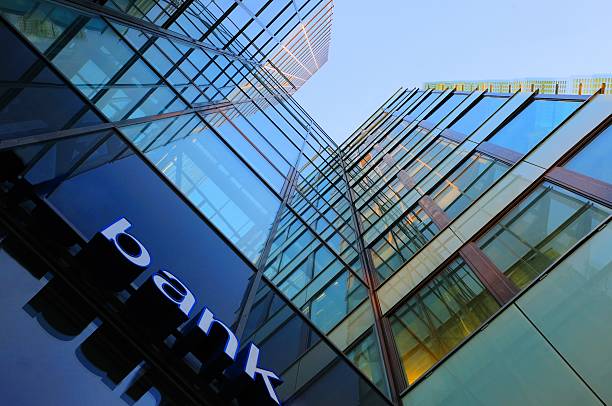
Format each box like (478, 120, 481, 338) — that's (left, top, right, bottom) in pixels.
(426, 74, 612, 95)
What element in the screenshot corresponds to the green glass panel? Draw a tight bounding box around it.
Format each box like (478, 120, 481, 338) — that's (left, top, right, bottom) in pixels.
(564, 124, 612, 185)
(518, 224, 612, 402)
(478, 182, 610, 289)
(402, 306, 601, 406)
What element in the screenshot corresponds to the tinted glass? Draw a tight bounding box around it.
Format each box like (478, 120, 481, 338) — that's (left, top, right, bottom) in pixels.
(0, 20, 101, 140)
(123, 116, 281, 265)
(431, 152, 509, 220)
(564, 124, 612, 185)
(478, 182, 610, 289)
(488, 100, 580, 154)
(518, 223, 612, 403)
(424, 94, 467, 125)
(449, 96, 506, 135)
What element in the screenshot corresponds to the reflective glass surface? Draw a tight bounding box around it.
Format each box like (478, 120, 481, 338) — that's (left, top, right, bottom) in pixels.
(0, 20, 102, 139)
(449, 96, 506, 135)
(402, 306, 601, 405)
(431, 151, 509, 220)
(424, 94, 467, 125)
(517, 223, 612, 402)
(478, 182, 610, 289)
(123, 115, 281, 264)
(488, 100, 581, 154)
(564, 124, 612, 185)
(390, 258, 499, 384)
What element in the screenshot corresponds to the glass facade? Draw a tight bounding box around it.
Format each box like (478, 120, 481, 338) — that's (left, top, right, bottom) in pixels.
(1, 1, 611, 405)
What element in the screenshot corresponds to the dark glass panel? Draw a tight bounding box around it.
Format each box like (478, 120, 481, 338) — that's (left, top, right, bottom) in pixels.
(0, 19, 101, 139)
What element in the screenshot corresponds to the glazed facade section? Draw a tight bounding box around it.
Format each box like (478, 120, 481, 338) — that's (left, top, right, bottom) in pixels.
(1, 0, 611, 404)
(0, 0, 390, 405)
(341, 86, 612, 404)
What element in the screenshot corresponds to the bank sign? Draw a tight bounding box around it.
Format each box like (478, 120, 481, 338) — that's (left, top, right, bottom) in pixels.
(79, 218, 282, 405)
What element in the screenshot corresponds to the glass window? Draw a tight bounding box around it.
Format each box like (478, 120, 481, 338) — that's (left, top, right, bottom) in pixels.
(346, 331, 388, 394)
(431, 152, 510, 221)
(308, 271, 368, 333)
(124, 115, 281, 264)
(0, 19, 101, 140)
(402, 306, 602, 405)
(518, 223, 612, 403)
(488, 100, 581, 154)
(371, 206, 439, 282)
(424, 94, 467, 125)
(407, 93, 440, 118)
(449, 96, 506, 135)
(478, 182, 610, 289)
(564, 124, 612, 185)
(390, 258, 499, 384)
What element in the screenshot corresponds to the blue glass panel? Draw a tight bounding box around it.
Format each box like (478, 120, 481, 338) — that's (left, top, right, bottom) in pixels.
(564, 124, 612, 185)
(489, 100, 580, 154)
(449, 96, 506, 135)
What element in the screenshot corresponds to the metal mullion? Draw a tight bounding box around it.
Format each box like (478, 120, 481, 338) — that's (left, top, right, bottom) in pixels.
(100, 19, 195, 120)
(295, 165, 351, 219)
(140, 114, 198, 153)
(217, 111, 287, 180)
(350, 121, 423, 190)
(53, 0, 259, 65)
(398, 219, 610, 400)
(356, 131, 440, 211)
(0, 13, 113, 138)
(348, 92, 432, 179)
(347, 113, 406, 167)
(342, 88, 407, 151)
(429, 153, 501, 208)
(0, 97, 259, 151)
(230, 78, 306, 154)
(545, 167, 612, 207)
(351, 88, 429, 169)
(220, 99, 299, 171)
(359, 136, 461, 243)
(181, 111, 286, 201)
(338, 147, 404, 404)
(349, 110, 414, 162)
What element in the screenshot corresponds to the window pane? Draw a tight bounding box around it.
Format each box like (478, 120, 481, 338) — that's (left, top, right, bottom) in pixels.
(488, 100, 580, 154)
(402, 306, 601, 406)
(0, 20, 101, 139)
(346, 330, 388, 394)
(308, 271, 368, 333)
(450, 96, 506, 135)
(390, 258, 499, 384)
(123, 114, 281, 264)
(431, 152, 509, 221)
(518, 223, 612, 403)
(478, 182, 610, 289)
(424, 94, 467, 125)
(564, 124, 612, 185)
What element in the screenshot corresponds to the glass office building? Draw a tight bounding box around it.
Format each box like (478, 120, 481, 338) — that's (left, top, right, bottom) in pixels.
(0, 1, 611, 405)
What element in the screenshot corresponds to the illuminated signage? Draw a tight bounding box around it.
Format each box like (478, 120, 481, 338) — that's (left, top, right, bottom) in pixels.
(78, 218, 282, 405)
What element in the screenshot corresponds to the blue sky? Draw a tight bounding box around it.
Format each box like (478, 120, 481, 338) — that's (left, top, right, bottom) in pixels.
(294, 0, 612, 144)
